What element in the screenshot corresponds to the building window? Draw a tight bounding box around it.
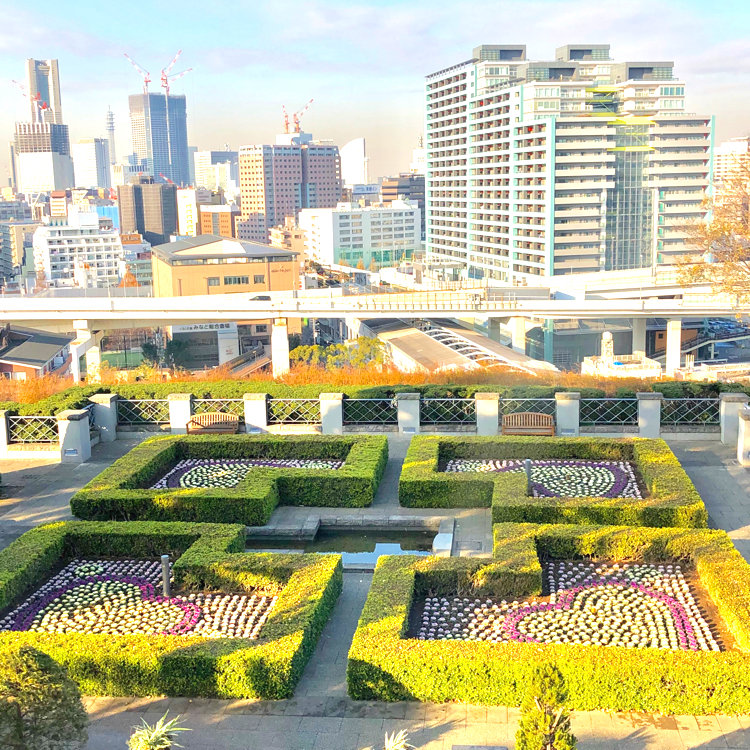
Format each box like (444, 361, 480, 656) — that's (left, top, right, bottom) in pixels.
(253, 274, 265, 284)
(255, 325, 268, 333)
(207, 277, 220, 286)
(224, 275, 250, 285)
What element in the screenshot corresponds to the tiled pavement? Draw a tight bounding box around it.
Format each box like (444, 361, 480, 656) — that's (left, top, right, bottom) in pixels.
(2, 434, 750, 748)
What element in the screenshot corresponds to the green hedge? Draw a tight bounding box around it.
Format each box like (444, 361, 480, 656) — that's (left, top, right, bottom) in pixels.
(2, 379, 741, 416)
(398, 436, 707, 528)
(0, 521, 342, 699)
(347, 523, 750, 713)
(70, 434, 388, 525)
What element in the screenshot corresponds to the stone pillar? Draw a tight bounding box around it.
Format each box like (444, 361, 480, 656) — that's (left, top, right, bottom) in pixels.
(738, 408, 750, 467)
(721, 393, 750, 445)
(509, 316, 526, 354)
(632, 318, 647, 355)
(665, 319, 682, 376)
(396, 392, 421, 434)
(475, 392, 500, 436)
(320, 393, 344, 435)
(57, 409, 92, 463)
(243, 393, 269, 433)
(85, 337, 102, 383)
(88, 393, 118, 443)
(0, 410, 10, 459)
(271, 318, 290, 378)
(167, 393, 194, 435)
(554, 392, 580, 437)
(637, 392, 663, 438)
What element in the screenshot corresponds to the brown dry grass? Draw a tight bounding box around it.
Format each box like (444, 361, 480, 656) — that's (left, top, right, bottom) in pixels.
(0, 362, 658, 404)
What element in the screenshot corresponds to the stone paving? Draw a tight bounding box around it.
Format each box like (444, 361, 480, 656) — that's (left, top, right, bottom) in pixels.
(1, 434, 750, 748)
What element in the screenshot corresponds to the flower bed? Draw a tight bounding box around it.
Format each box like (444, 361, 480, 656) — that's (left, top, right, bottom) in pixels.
(399, 436, 706, 528)
(152, 458, 344, 489)
(347, 523, 750, 713)
(0, 521, 342, 698)
(1, 559, 276, 639)
(445, 459, 642, 499)
(71, 434, 387, 525)
(414, 560, 717, 651)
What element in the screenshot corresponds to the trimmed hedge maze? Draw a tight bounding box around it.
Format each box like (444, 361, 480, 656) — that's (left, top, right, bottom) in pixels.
(71, 434, 388, 525)
(0, 521, 341, 698)
(347, 523, 750, 714)
(399, 436, 707, 528)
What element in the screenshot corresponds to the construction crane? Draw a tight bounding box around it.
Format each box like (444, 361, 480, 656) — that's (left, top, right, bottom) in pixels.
(11, 79, 48, 123)
(160, 51, 193, 184)
(282, 105, 290, 134)
(124, 53, 151, 94)
(158, 173, 175, 185)
(292, 98, 314, 133)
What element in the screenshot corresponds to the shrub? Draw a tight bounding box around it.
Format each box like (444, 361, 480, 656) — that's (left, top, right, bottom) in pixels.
(0, 521, 342, 699)
(0, 642, 88, 750)
(398, 436, 707, 528)
(70, 434, 388, 524)
(516, 665, 577, 750)
(347, 523, 750, 713)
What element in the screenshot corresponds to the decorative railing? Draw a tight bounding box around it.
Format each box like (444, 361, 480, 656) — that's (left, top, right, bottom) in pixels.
(580, 398, 638, 426)
(420, 398, 476, 425)
(661, 398, 720, 426)
(193, 398, 245, 423)
(116, 399, 170, 425)
(267, 399, 321, 425)
(343, 398, 398, 425)
(498, 398, 556, 423)
(83, 403, 97, 433)
(8, 415, 58, 444)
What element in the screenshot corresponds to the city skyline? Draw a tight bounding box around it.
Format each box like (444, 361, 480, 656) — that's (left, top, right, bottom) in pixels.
(1, 0, 750, 184)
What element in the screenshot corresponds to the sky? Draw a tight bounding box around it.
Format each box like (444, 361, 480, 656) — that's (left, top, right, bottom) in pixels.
(1, 0, 750, 183)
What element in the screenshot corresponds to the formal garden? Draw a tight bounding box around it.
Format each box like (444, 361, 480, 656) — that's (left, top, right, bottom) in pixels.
(70, 433, 388, 524)
(0, 521, 341, 698)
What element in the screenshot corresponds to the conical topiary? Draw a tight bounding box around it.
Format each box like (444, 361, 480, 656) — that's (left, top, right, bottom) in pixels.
(515, 664, 577, 750)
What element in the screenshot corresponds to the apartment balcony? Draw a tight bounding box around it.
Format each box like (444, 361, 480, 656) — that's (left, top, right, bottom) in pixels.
(652, 124, 711, 135)
(555, 166, 615, 178)
(554, 207, 602, 220)
(553, 231, 604, 243)
(554, 218, 603, 231)
(555, 154, 614, 165)
(555, 125, 615, 138)
(554, 194, 602, 205)
(651, 176, 708, 188)
(555, 139, 614, 150)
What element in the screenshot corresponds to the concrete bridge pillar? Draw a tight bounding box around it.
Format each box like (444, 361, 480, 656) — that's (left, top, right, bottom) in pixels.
(665, 319, 682, 376)
(271, 318, 290, 378)
(738, 407, 750, 467)
(509, 317, 527, 354)
(631, 318, 647, 355)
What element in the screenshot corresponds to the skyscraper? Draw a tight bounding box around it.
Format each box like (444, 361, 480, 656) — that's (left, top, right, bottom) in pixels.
(339, 138, 369, 187)
(238, 132, 341, 243)
(118, 176, 177, 245)
(425, 44, 711, 282)
(106, 107, 116, 165)
(129, 93, 189, 186)
(72, 138, 111, 189)
(27, 59, 63, 124)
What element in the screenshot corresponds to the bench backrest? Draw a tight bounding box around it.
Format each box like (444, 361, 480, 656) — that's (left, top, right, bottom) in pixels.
(188, 412, 239, 427)
(502, 411, 554, 428)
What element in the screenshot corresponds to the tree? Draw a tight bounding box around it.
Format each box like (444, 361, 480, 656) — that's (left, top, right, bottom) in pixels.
(140, 341, 159, 367)
(165, 339, 190, 370)
(0, 643, 88, 750)
(679, 163, 750, 305)
(515, 664, 577, 750)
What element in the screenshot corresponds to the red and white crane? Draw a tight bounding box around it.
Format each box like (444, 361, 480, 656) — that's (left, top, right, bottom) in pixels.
(10, 79, 48, 123)
(293, 98, 314, 133)
(123, 53, 151, 94)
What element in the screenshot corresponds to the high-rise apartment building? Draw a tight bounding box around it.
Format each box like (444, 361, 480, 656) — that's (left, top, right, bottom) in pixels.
(176, 187, 212, 236)
(129, 93, 190, 186)
(27, 59, 63, 125)
(199, 204, 240, 237)
(32, 207, 124, 287)
(340, 138, 369, 187)
(117, 176, 177, 245)
(425, 44, 712, 282)
(72, 138, 111, 189)
(238, 132, 342, 243)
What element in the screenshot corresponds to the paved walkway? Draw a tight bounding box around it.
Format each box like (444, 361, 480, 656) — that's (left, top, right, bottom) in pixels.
(2, 434, 750, 748)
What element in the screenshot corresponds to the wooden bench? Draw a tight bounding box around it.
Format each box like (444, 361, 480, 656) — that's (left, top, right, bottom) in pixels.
(501, 411, 555, 436)
(186, 412, 240, 435)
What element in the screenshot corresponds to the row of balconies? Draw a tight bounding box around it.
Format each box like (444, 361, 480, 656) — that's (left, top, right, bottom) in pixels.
(554, 193, 601, 204)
